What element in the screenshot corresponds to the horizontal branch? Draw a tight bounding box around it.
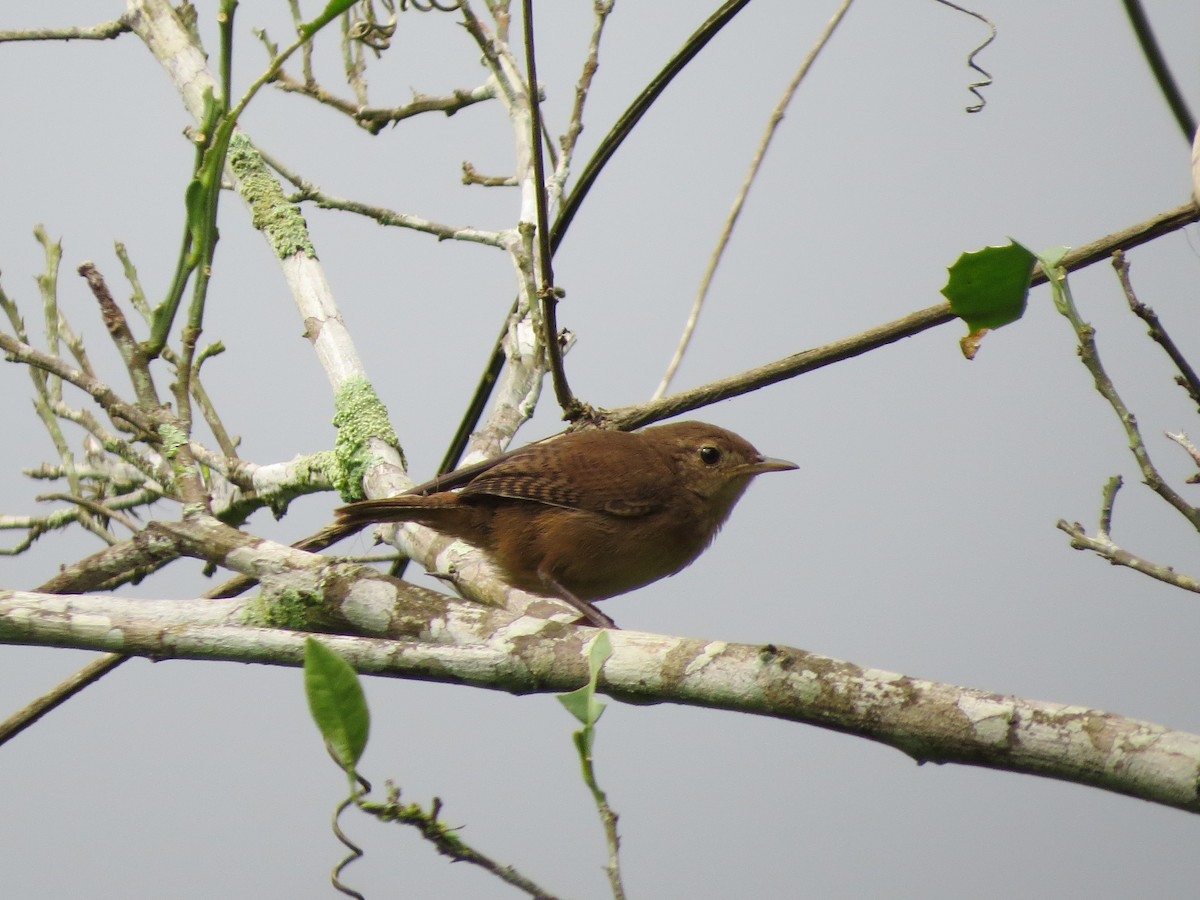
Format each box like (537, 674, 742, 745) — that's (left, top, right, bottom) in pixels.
(259, 147, 512, 247)
(0, 18, 131, 42)
(272, 72, 494, 134)
(1058, 512, 1200, 592)
(3, 587, 1198, 814)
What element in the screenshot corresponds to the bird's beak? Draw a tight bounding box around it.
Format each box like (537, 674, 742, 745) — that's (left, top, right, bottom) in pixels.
(750, 455, 799, 475)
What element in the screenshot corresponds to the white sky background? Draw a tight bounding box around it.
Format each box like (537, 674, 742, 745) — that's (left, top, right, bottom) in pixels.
(3, 1, 1200, 897)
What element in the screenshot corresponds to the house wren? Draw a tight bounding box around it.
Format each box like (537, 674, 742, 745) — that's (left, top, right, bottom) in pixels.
(336, 420, 797, 627)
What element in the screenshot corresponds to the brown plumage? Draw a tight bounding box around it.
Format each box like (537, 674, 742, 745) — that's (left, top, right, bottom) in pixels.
(336, 420, 796, 627)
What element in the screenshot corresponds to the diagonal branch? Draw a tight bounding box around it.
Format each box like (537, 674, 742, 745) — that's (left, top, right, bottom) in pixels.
(1112, 250, 1200, 409)
(607, 200, 1200, 430)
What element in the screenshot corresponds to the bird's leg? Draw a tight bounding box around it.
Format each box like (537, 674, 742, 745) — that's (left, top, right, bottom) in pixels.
(539, 570, 619, 629)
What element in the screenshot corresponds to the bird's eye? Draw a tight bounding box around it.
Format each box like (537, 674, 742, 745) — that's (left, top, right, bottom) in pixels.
(698, 445, 722, 466)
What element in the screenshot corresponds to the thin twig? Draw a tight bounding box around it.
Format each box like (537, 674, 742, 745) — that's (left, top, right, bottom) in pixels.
(78, 263, 161, 408)
(1166, 431, 1200, 482)
(35, 492, 142, 535)
(1111, 250, 1200, 410)
(1057, 477, 1200, 594)
(653, 0, 855, 400)
(0, 330, 153, 437)
(340, 5, 370, 110)
(1043, 257, 1200, 533)
(551, 0, 614, 210)
(1098, 474, 1121, 538)
(521, 0, 576, 416)
(0, 655, 131, 747)
(0, 18, 131, 42)
(1057, 522, 1200, 592)
(261, 147, 510, 247)
(462, 161, 518, 186)
(357, 783, 561, 898)
(272, 70, 493, 134)
(25, 232, 102, 541)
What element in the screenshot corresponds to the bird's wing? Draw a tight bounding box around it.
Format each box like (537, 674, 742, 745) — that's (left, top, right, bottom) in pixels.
(459, 432, 674, 518)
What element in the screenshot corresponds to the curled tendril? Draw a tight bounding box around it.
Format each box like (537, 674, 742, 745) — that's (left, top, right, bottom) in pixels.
(327, 748, 372, 900)
(348, 18, 397, 51)
(330, 796, 366, 900)
(401, 0, 461, 10)
(935, 0, 997, 113)
(348, 0, 457, 55)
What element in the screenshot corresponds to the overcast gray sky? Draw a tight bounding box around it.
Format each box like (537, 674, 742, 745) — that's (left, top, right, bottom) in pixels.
(3, 2, 1200, 897)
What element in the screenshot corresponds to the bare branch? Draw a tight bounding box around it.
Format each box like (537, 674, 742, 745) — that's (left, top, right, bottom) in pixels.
(78, 262, 162, 408)
(1057, 508, 1200, 594)
(0, 18, 131, 43)
(272, 71, 494, 135)
(607, 201, 1200, 430)
(461, 161, 518, 187)
(0, 655, 129, 748)
(1048, 261, 1200, 533)
(1112, 250, 1200, 409)
(1166, 431, 1200, 481)
(262, 147, 512, 247)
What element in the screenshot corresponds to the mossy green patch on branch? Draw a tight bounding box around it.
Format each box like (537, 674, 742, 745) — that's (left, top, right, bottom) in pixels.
(294, 450, 339, 486)
(227, 133, 315, 260)
(157, 423, 188, 458)
(332, 376, 402, 501)
(241, 585, 325, 630)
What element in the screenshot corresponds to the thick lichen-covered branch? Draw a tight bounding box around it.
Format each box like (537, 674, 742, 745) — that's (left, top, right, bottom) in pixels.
(4, 585, 1200, 816)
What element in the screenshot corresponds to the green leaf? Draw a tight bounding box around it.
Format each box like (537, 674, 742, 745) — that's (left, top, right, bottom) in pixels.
(301, 0, 358, 39)
(303, 638, 370, 770)
(183, 178, 207, 231)
(941, 240, 1037, 332)
(558, 631, 613, 729)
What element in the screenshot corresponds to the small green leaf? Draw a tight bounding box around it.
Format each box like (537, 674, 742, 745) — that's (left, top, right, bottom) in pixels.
(183, 178, 206, 230)
(942, 240, 1037, 333)
(558, 631, 613, 729)
(304, 638, 370, 770)
(301, 0, 357, 39)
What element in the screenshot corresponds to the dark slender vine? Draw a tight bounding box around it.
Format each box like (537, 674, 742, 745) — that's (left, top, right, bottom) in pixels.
(522, 0, 577, 415)
(1121, 0, 1196, 141)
